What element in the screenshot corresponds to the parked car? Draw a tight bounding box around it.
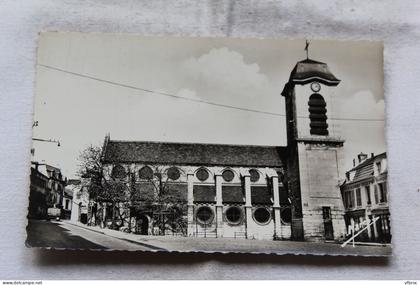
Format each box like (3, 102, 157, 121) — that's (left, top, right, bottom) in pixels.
(47, 207, 61, 221)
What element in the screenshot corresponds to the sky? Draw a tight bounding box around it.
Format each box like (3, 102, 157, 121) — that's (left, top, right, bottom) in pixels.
(32, 33, 385, 178)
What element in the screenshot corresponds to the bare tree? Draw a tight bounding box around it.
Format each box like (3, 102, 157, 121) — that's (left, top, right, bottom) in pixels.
(77, 145, 187, 235)
(127, 165, 187, 235)
(145, 166, 187, 236)
(77, 145, 126, 229)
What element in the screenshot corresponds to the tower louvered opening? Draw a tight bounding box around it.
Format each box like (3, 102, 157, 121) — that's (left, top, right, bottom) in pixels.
(308, 93, 328, 136)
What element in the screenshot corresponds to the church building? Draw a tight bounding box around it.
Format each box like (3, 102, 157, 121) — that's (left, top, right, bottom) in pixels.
(100, 56, 347, 241)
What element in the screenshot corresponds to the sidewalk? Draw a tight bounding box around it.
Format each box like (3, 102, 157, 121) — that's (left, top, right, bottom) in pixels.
(63, 220, 166, 251)
(63, 220, 391, 256)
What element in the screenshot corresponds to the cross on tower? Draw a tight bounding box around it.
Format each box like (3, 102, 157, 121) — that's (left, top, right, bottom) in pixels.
(304, 40, 310, 59)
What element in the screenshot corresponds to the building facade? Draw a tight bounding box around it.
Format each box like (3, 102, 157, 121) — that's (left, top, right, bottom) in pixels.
(69, 179, 91, 224)
(101, 141, 291, 239)
(28, 166, 51, 219)
(61, 180, 78, 220)
(28, 163, 67, 219)
(99, 57, 347, 241)
(61, 188, 73, 219)
(340, 152, 391, 243)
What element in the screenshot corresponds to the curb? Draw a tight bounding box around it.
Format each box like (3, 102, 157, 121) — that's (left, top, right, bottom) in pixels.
(64, 221, 105, 235)
(63, 220, 166, 251)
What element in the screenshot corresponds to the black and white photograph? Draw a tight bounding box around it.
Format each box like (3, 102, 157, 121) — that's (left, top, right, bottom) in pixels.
(26, 32, 390, 256)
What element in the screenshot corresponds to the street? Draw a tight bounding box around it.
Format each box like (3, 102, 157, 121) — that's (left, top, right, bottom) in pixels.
(26, 219, 391, 256)
(26, 219, 164, 251)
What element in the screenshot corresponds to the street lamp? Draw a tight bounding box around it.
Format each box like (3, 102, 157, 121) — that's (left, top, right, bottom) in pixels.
(32, 138, 61, 147)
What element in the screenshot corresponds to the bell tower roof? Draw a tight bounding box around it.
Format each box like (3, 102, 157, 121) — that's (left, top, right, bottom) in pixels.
(289, 59, 340, 86)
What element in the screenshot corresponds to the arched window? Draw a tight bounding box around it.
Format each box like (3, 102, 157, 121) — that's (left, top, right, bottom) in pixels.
(139, 166, 154, 180)
(196, 206, 214, 225)
(249, 169, 260, 182)
(222, 169, 235, 182)
(253, 207, 271, 225)
(167, 167, 181, 180)
(196, 168, 209, 182)
(308, 93, 328, 136)
(111, 164, 126, 179)
(225, 206, 243, 224)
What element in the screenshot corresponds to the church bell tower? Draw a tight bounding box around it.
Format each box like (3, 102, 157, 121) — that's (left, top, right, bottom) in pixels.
(281, 46, 346, 241)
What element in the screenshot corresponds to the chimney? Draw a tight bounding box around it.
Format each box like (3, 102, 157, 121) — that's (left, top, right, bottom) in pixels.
(371, 152, 374, 158)
(353, 159, 356, 167)
(357, 152, 368, 163)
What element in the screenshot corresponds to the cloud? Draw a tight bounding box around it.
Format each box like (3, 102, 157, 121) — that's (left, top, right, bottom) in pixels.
(179, 48, 275, 105)
(175, 88, 200, 100)
(336, 90, 386, 171)
(338, 90, 385, 120)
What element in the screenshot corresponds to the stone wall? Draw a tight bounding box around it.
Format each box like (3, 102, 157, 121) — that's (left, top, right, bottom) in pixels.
(102, 162, 291, 240)
(298, 141, 346, 240)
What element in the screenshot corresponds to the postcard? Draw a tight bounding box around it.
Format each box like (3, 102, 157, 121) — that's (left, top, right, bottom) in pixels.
(26, 33, 390, 256)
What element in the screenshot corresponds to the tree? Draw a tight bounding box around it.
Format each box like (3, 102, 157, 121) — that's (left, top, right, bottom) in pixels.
(138, 166, 187, 236)
(126, 165, 187, 236)
(77, 145, 187, 235)
(77, 145, 126, 229)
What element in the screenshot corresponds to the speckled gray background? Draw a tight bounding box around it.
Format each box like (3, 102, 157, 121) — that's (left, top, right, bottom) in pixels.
(1, 0, 420, 279)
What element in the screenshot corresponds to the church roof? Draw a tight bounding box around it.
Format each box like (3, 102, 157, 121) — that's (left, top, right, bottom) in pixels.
(289, 59, 340, 86)
(102, 140, 284, 167)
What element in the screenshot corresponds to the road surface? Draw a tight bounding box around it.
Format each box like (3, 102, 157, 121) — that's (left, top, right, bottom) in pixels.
(26, 219, 163, 251)
(26, 219, 391, 256)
